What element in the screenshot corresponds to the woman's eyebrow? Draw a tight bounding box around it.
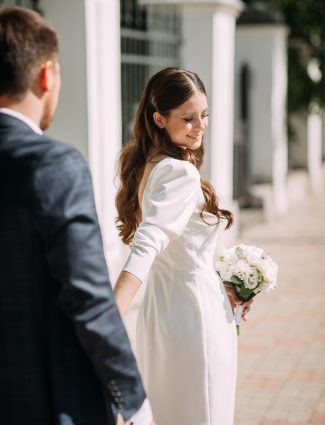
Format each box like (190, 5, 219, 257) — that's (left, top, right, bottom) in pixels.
(180, 108, 209, 116)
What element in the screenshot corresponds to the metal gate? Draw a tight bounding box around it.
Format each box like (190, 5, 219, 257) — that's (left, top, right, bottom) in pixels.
(120, 0, 182, 144)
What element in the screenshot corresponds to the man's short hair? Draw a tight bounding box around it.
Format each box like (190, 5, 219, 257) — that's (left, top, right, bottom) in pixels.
(0, 7, 59, 99)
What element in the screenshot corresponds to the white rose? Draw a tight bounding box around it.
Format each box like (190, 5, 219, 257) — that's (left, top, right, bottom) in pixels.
(245, 266, 259, 289)
(258, 259, 278, 285)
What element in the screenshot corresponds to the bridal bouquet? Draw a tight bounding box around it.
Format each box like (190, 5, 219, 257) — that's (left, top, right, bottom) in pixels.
(216, 244, 278, 335)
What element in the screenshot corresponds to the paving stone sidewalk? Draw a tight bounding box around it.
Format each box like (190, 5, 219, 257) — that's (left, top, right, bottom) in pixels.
(235, 187, 325, 425)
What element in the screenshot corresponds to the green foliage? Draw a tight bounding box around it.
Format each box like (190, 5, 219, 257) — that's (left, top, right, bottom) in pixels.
(238, 285, 253, 301)
(242, 0, 325, 112)
(231, 276, 244, 286)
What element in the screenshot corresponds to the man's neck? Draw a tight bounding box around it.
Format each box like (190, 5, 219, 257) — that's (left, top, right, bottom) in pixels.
(0, 108, 43, 135)
(0, 92, 42, 129)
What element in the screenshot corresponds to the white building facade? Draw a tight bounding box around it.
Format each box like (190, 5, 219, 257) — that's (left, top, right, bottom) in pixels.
(234, 4, 289, 217)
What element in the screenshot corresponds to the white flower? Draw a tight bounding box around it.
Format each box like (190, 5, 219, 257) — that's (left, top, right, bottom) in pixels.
(246, 247, 264, 265)
(216, 244, 278, 298)
(217, 264, 233, 282)
(257, 259, 278, 286)
(244, 267, 259, 290)
(216, 247, 237, 265)
(228, 260, 253, 288)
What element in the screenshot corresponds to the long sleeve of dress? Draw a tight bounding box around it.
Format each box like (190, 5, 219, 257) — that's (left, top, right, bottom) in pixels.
(123, 158, 201, 282)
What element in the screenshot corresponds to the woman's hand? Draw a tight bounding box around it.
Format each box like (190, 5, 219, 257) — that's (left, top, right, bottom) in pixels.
(241, 298, 253, 321)
(225, 286, 254, 321)
(114, 271, 142, 319)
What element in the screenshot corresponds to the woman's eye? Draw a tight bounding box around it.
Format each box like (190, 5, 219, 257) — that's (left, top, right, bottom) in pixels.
(184, 113, 208, 122)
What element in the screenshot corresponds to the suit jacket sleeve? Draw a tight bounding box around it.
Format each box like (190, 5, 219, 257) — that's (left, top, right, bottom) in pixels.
(30, 142, 146, 421)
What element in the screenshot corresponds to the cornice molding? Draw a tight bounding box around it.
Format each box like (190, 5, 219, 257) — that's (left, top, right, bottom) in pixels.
(140, 0, 244, 17)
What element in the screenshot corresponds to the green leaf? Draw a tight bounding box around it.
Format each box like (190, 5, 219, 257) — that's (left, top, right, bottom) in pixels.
(231, 276, 244, 286)
(235, 246, 244, 258)
(239, 285, 253, 301)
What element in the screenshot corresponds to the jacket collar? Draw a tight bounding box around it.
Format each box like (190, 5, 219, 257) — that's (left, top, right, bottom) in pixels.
(0, 108, 43, 135)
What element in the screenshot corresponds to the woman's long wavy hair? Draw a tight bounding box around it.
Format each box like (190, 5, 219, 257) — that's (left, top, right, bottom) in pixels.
(116, 67, 233, 244)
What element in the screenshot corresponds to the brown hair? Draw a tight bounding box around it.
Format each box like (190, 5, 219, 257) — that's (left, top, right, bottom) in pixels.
(116, 67, 233, 244)
(0, 7, 58, 99)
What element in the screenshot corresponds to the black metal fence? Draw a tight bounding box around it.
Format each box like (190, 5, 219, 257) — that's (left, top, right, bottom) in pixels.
(120, 1, 182, 144)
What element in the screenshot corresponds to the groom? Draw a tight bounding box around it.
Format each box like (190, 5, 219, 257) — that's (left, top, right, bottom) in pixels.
(0, 7, 153, 425)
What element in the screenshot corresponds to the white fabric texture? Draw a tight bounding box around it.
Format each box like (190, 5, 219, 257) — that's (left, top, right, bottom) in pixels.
(0, 108, 43, 135)
(123, 157, 237, 425)
(125, 398, 153, 425)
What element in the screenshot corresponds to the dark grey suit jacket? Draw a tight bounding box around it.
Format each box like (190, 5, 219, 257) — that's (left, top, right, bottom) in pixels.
(0, 112, 146, 425)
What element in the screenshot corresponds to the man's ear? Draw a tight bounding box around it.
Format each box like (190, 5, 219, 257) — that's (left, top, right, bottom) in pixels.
(153, 111, 166, 129)
(39, 60, 54, 93)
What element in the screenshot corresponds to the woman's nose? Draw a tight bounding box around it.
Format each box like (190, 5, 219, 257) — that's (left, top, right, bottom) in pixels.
(195, 117, 206, 130)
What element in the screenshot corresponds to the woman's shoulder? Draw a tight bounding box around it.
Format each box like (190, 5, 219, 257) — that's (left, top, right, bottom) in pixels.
(140, 156, 200, 207)
(151, 156, 200, 182)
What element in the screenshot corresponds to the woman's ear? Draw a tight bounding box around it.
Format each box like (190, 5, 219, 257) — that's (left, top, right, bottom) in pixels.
(153, 111, 166, 129)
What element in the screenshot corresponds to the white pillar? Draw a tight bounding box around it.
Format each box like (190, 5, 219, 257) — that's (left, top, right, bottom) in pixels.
(85, 0, 124, 283)
(235, 25, 288, 215)
(271, 28, 288, 213)
(211, 5, 243, 204)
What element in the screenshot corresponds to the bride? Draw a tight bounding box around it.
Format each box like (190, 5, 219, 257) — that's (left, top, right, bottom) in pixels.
(114, 67, 252, 425)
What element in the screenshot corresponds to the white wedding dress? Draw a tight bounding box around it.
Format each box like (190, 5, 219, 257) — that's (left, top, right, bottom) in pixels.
(123, 157, 237, 425)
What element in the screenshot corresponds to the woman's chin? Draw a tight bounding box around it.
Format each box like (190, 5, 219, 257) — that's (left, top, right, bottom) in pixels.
(188, 139, 202, 150)
(174, 138, 202, 150)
